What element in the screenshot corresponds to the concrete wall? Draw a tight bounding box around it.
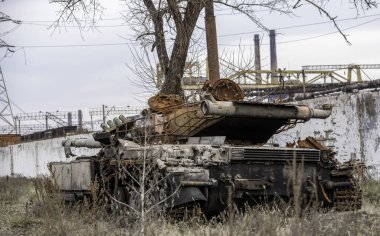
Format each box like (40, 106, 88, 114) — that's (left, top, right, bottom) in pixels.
(0, 134, 99, 177)
(1, 90, 379, 177)
(273, 89, 380, 169)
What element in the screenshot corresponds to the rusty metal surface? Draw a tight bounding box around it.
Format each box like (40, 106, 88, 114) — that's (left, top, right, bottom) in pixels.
(0, 134, 21, 147)
(148, 94, 183, 113)
(204, 79, 244, 101)
(298, 136, 329, 151)
(21, 126, 78, 142)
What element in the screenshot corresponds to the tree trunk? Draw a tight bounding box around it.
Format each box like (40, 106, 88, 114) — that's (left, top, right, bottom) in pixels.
(160, 2, 204, 95)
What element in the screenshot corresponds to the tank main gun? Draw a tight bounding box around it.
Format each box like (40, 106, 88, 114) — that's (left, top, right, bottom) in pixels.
(62, 139, 102, 158)
(201, 101, 332, 120)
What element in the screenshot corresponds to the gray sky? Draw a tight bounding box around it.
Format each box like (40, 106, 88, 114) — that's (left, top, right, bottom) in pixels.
(1, 0, 380, 119)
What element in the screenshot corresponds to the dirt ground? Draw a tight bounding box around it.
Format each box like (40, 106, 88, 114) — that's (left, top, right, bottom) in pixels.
(1, 177, 380, 236)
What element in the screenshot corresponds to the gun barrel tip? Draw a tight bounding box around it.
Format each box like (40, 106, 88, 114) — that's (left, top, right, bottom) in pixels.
(322, 104, 333, 110)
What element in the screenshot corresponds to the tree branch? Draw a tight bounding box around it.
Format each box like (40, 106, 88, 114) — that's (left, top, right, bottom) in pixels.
(167, 0, 183, 28)
(304, 0, 351, 45)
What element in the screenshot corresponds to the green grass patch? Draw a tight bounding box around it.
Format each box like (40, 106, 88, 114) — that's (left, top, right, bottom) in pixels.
(362, 180, 380, 205)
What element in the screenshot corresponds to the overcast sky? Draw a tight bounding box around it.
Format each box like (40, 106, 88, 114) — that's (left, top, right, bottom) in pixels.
(1, 0, 380, 122)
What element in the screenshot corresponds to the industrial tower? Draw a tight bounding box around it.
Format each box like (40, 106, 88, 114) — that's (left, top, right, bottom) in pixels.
(0, 66, 15, 134)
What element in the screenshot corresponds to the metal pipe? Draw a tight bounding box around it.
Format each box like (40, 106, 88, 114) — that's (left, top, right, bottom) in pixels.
(201, 100, 332, 120)
(325, 181, 354, 189)
(180, 180, 216, 187)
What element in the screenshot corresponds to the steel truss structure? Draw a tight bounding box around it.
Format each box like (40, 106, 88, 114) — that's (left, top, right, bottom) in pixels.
(0, 66, 15, 134)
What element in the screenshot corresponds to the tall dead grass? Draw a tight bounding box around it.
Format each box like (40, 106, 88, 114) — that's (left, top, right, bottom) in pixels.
(1, 177, 380, 235)
(0, 176, 30, 202)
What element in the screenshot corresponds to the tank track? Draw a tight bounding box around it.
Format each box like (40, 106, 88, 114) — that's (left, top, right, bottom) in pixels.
(332, 163, 362, 211)
(334, 188, 362, 211)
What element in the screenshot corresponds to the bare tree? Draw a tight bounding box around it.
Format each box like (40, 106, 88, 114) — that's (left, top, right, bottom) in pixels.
(99, 113, 181, 233)
(51, 0, 378, 95)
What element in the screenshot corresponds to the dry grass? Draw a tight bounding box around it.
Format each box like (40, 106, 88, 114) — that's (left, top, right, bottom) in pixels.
(1, 177, 380, 236)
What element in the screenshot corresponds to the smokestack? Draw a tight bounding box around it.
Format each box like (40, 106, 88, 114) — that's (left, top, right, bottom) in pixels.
(67, 112, 72, 126)
(269, 30, 278, 84)
(205, 0, 220, 84)
(254, 34, 262, 84)
(77, 110, 83, 131)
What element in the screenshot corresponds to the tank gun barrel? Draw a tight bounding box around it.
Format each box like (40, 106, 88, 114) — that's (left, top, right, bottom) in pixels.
(62, 139, 102, 158)
(62, 139, 103, 148)
(201, 101, 332, 120)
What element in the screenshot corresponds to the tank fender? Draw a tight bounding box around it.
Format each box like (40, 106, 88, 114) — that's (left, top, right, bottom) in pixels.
(172, 187, 207, 207)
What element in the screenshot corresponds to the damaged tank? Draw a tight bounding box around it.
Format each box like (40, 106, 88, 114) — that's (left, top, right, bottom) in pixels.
(50, 87, 362, 217)
(49, 1, 361, 217)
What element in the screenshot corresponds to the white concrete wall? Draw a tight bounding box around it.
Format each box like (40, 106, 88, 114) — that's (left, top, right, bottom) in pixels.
(0, 134, 99, 177)
(1, 90, 379, 177)
(273, 89, 380, 168)
(0, 148, 11, 176)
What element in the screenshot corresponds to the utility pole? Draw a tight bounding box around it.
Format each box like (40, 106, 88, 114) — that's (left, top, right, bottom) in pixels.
(205, 0, 220, 84)
(269, 30, 278, 84)
(254, 34, 262, 84)
(0, 66, 16, 134)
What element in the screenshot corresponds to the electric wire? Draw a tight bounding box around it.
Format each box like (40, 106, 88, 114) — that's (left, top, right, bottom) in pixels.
(218, 13, 380, 37)
(16, 13, 380, 31)
(9, 13, 380, 48)
(219, 17, 380, 47)
(9, 99, 45, 125)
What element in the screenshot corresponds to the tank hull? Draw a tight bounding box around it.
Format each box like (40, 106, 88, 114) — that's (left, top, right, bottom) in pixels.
(51, 141, 361, 216)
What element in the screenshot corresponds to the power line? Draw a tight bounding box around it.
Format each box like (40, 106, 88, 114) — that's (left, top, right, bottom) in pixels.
(218, 13, 380, 37)
(16, 6, 293, 23)
(219, 17, 380, 47)
(9, 100, 45, 125)
(20, 22, 130, 28)
(18, 17, 122, 23)
(277, 17, 380, 44)
(13, 15, 380, 49)
(18, 42, 134, 48)
(17, 13, 380, 31)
